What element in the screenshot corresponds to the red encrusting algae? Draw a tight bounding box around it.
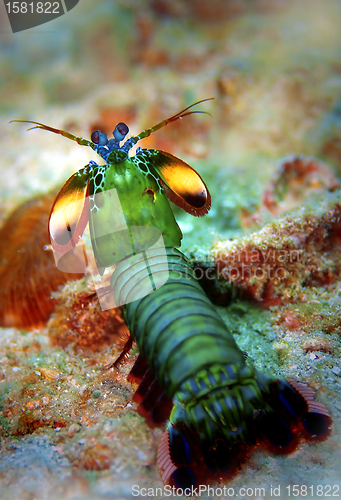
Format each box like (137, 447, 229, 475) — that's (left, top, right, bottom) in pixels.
(213, 201, 341, 308)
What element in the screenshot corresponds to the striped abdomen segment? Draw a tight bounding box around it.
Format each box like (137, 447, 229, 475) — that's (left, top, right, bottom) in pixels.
(111, 247, 332, 488)
(111, 247, 248, 398)
(111, 248, 272, 442)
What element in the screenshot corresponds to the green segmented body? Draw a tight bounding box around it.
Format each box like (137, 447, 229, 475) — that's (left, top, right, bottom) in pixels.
(112, 246, 273, 445)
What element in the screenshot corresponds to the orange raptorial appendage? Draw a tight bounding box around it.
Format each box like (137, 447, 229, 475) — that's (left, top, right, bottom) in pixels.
(0, 192, 84, 328)
(49, 167, 90, 253)
(150, 150, 211, 216)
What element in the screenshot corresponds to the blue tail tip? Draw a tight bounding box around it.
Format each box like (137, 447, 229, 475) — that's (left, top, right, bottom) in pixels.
(302, 412, 327, 436)
(173, 467, 196, 490)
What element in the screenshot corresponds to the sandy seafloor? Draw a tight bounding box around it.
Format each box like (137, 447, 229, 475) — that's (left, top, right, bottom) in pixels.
(1, 1, 341, 498)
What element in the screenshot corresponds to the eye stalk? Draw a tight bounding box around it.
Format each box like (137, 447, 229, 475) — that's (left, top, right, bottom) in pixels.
(91, 130, 108, 146)
(113, 122, 129, 142)
(89, 123, 130, 160)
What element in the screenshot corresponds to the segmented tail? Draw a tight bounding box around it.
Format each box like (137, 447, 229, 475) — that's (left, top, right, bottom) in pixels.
(111, 248, 332, 488)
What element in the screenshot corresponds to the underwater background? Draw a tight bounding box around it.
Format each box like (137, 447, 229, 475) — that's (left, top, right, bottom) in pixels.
(0, 0, 341, 498)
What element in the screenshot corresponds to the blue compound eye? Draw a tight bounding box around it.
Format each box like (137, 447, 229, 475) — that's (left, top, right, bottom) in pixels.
(262, 412, 291, 447)
(302, 412, 327, 436)
(173, 467, 196, 490)
(113, 122, 129, 141)
(91, 130, 108, 146)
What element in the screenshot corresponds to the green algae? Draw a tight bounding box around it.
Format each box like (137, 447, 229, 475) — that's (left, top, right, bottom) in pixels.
(217, 300, 281, 374)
